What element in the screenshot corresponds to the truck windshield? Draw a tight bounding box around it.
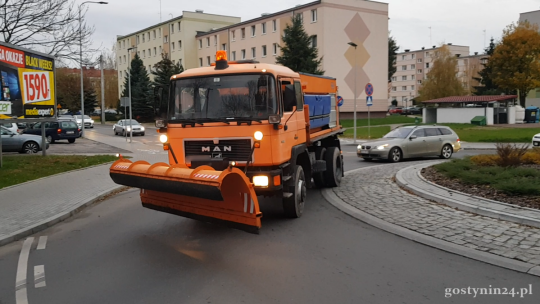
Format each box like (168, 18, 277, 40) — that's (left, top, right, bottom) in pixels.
(169, 74, 277, 123)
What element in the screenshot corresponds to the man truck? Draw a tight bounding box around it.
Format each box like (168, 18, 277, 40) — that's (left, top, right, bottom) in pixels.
(110, 51, 344, 233)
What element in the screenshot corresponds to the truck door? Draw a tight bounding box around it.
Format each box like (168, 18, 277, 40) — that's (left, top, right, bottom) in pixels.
(280, 77, 306, 139)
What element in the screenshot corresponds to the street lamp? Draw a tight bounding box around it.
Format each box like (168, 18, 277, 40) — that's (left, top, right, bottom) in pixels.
(348, 42, 358, 143)
(79, 1, 108, 137)
(127, 47, 137, 143)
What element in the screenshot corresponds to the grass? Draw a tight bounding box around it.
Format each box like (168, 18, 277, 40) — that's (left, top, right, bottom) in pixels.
(433, 158, 540, 196)
(0, 155, 121, 189)
(341, 126, 391, 139)
(340, 116, 416, 128)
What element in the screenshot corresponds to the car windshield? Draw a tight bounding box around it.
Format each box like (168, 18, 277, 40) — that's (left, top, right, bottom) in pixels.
(61, 121, 78, 128)
(122, 120, 140, 125)
(383, 128, 413, 139)
(169, 74, 277, 123)
(0, 126, 13, 135)
(75, 115, 91, 119)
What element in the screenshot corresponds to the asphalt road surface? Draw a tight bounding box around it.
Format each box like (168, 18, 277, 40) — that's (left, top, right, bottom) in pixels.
(2, 140, 531, 304)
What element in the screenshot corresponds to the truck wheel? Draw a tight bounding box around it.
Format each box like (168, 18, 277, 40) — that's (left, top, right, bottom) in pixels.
(313, 147, 326, 188)
(283, 165, 306, 218)
(324, 146, 342, 187)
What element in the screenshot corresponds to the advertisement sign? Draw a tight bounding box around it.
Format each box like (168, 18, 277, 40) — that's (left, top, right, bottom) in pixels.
(0, 42, 56, 120)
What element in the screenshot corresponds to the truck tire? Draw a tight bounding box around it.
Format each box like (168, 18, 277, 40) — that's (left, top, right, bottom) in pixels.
(313, 147, 326, 188)
(283, 165, 306, 218)
(324, 146, 342, 187)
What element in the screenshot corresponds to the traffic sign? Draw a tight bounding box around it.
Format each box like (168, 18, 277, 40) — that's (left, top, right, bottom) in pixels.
(366, 96, 373, 106)
(337, 95, 344, 107)
(365, 83, 374, 96)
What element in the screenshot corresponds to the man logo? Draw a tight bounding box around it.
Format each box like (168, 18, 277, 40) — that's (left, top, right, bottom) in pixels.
(202, 146, 232, 152)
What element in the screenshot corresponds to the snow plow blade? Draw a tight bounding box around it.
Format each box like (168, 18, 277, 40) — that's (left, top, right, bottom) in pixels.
(109, 158, 262, 233)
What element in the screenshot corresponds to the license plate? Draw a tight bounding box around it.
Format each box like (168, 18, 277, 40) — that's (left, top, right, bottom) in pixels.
(66, 131, 74, 134)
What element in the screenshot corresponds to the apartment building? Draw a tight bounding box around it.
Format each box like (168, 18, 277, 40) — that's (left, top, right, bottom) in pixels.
(116, 11, 240, 95)
(390, 44, 470, 106)
(457, 53, 487, 95)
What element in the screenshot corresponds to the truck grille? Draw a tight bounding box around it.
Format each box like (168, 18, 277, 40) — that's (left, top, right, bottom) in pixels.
(184, 139, 252, 161)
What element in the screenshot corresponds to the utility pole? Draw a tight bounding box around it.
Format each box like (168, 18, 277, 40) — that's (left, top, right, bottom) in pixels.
(348, 42, 358, 144)
(100, 54, 105, 124)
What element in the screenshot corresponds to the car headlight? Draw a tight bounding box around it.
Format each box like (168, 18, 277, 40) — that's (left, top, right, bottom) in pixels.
(253, 176, 269, 187)
(141, 126, 145, 131)
(376, 144, 389, 150)
(357, 145, 362, 150)
(126, 127, 131, 131)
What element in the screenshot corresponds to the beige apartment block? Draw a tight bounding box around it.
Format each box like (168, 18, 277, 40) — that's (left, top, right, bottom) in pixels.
(116, 11, 240, 95)
(390, 44, 469, 107)
(457, 53, 487, 95)
(196, 0, 389, 117)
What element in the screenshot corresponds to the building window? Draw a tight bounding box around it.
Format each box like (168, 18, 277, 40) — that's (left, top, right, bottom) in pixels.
(410, 64, 415, 69)
(251, 47, 256, 59)
(142, 50, 146, 57)
(118, 56, 121, 64)
(391, 76, 396, 81)
(148, 48, 150, 57)
(272, 20, 277, 32)
(207, 56, 211, 66)
(273, 43, 277, 55)
(402, 76, 407, 81)
(232, 51, 236, 60)
(262, 22, 266, 34)
(221, 43, 226, 50)
(136, 35, 139, 44)
(142, 34, 145, 43)
(402, 86, 407, 91)
(118, 41, 121, 49)
(411, 75, 415, 80)
(251, 25, 256, 37)
(153, 30, 156, 39)
(214, 35, 217, 45)
(148, 65, 151, 72)
(159, 46, 162, 55)
(153, 47, 157, 56)
(417, 80, 422, 84)
(119, 71, 122, 78)
(417, 59, 422, 63)
(241, 28, 246, 39)
(199, 39, 202, 49)
(171, 42, 175, 51)
(171, 24, 174, 33)
(179, 40, 182, 50)
(122, 40, 125, 48)
(158, 28, 161, 37)
(402, 96, 407, 102)
(296, 12, 303, 23)
(197, 58, 202, 67)
(402, 55, 406, 60)
(206, 37, 210, 47)
(311, 9, 317, 22)
(402, 65, 406, 70)
(392, 87, 396, 91)
(241, 49, 246, 59)
(262, 45, 267, 57)
(232, 30, 236, 41)
(411, 85, 415, 90)
(425, 52, 430, 57)
(417, 69, 423, 73)
(178, 22, 181, 31)
(164, 35, 168, 43)
(123, 55, 126, 63)
(426, 63, 430, 68)
(411, 54, 415, 59)
(311, 35, 317, 48)
(178, 59, 182, 67)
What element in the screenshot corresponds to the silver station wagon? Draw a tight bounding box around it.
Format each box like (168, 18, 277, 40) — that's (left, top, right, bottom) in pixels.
(357, 125, 461, 162)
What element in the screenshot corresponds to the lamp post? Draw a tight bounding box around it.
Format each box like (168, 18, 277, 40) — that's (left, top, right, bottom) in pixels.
(127, 47, 137, 143)
(348, 42, 358, 143)
(79, 1, 108, 137)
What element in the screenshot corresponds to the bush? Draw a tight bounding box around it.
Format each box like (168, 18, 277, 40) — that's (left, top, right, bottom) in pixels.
(470, 154, 499, 166)
(105, 113, 118, 121)
(495, 143, 529, 167)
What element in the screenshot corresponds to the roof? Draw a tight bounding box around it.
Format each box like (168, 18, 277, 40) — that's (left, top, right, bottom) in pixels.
(172, 62, 298, 79)
(422, 95, 518, 104)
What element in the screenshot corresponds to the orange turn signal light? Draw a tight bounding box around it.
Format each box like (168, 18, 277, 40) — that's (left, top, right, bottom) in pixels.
(273, 175, 281, 186)
(254, 142, 260, 148)
(216, 50, 227, 61)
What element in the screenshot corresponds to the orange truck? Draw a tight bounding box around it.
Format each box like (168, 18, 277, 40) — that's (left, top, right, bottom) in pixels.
(110, 51, 344, 233)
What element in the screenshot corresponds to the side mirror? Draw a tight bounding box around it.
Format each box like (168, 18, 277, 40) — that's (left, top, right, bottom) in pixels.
(409, 135, 417, 140)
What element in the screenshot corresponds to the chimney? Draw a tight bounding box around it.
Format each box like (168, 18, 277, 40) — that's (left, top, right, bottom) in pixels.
(405, 49, 410, 52)
(448, 43, 452, 45)
(474, 52, 478, 55)
(433, 45, 436, 48)
(421, 47, 425, 50)
(195, 9, 203, 13)
(261, 13, 269, 16)
(456, 54, 461, 57)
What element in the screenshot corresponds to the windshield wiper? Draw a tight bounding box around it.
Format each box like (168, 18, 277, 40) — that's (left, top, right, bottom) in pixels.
(174, 119, 205, 127)
(226, 117, 263, 126)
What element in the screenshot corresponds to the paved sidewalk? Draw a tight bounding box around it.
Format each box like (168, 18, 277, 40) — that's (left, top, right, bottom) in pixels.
(323, 161, 540, 277)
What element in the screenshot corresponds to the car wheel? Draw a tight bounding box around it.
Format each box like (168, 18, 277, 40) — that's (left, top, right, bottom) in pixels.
(46, 135, 55, 144)
(68, 138, 75, 144)
(440, 144, 453, 159)
(22, 141, 39, 154)
(388, 147, 402, 163)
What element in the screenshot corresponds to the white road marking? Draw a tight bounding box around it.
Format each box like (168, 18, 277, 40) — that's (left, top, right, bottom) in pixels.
(34, 265, 46, 288)
(37, 236, 47, 250)
(16, 237, 34, 304)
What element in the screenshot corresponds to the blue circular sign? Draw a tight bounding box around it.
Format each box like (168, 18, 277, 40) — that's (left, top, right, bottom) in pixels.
(365, 83, 374, 96)
(337, 96, 344, 107)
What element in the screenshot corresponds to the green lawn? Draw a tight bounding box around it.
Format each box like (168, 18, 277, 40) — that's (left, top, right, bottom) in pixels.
(341, 126, 391, 139)
(0, 155, 121, 189)
(340, 116, 416, 128)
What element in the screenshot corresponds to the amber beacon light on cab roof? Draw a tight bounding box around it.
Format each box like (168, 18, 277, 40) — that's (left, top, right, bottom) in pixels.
(110, 50, 345, 233)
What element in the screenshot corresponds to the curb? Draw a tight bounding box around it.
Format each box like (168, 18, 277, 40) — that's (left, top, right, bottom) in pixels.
(321, 166, 540, 277)
(0, 185, 131, 247)
(395, 164, 540, 229)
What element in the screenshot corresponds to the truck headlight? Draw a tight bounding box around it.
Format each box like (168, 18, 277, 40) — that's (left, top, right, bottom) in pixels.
(159, 134, 168, 143)
(253, 176, 269, 187)
(254, 131, 263, 141)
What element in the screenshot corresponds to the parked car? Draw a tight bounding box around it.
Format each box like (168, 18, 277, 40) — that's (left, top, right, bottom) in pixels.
(357, 125, 461, 162)
(23, 120, 80, 143)
(402, 106, 422, 115)
(532, 133, 540, 147)
(113, 119, 145, 136)
(1, 126, 49, 153)
(0, 122, 20, 134)
(388, 107, 403, 115)
(74, 115, 94, 128)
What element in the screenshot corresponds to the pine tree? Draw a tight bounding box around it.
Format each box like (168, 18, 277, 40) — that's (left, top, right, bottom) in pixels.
(151, 53, 183, 116)
(473, 38, 505, 95)
(122, 53, 153, 121)
(83, 86, 98, 115)
(388, 34, 399, 82)
(276, 14, 324, 75)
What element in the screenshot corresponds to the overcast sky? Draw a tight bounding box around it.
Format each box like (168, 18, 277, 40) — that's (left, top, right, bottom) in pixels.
(85, 0, 540, 57)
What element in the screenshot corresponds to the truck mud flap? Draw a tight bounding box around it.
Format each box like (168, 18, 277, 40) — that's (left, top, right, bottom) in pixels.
(109, 158, 262, 233)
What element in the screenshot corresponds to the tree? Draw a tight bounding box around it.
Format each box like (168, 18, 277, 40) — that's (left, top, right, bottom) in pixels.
(391, 99, 398, 107)
(417, 45, 466, 101)
(276, 14, 324, 74)
(388, 34, 399, 82)
(122, 54, 153, 121)
(151, 53, 183, 116)
(0, 0, 95, 61)
(490, 22, 540, 107)
(83, 85, 98, 114)
(55, 68, 97, 113)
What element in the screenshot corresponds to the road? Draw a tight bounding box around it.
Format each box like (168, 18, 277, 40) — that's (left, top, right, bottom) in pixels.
(3, 130, 533, 304)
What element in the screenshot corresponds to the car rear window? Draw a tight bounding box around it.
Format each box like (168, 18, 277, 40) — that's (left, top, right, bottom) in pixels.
(438, 128, 452, 135)
(61, 122, 78, 128)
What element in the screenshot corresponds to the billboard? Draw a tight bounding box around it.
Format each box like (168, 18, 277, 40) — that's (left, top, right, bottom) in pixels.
(0, 42, 56, 120)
